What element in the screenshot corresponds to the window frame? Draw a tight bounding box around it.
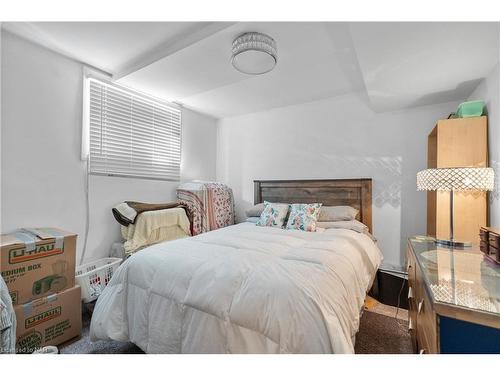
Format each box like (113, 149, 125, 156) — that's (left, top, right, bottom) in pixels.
(81, 70, 182, 182)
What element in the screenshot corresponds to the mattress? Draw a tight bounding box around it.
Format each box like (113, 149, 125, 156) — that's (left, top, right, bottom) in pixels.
(90, 223, 383, 353)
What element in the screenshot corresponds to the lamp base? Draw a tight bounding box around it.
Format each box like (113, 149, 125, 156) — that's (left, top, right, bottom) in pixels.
(435, 238, 472, 248)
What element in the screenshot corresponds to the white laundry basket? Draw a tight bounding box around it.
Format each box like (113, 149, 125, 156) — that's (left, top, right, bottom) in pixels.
(75, 257, 122, 303)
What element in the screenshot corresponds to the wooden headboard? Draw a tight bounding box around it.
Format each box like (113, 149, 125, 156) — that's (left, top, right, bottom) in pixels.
(253, 179, 373, 233)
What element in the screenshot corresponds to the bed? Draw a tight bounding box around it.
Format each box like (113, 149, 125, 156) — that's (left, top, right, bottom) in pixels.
(90, 179, 383, 353)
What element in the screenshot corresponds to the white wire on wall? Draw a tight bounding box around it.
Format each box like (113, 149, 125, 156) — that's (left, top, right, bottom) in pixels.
(79, 66, 109, 265)
(79, 154, 91, 266)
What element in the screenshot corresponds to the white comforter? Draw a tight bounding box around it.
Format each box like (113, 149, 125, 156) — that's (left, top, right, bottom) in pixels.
(90, 223, 382, 353)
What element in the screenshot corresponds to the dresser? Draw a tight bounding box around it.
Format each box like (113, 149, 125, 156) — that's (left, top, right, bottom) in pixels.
(406, 236, 500, 353)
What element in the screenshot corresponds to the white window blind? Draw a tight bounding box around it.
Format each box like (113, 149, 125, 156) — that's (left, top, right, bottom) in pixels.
(86, 78, 181, 181)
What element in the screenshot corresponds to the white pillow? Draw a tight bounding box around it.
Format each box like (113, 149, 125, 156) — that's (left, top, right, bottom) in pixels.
(316, 220, 368, 234)
(318, 206, 359, 222)
(245, 217, 259, 224)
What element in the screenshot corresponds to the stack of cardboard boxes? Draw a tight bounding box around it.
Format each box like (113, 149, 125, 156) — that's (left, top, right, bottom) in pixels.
(0, 228, 82, 353)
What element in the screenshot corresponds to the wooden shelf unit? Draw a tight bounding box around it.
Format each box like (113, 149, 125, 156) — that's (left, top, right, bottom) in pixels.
(426, 116, 489, 244)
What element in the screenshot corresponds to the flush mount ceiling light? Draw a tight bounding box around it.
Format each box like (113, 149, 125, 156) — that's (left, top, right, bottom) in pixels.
(231, 32, 277, 75)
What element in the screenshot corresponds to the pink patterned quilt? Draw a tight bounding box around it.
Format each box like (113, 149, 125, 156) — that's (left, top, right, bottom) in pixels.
(177, 181, 234, 236)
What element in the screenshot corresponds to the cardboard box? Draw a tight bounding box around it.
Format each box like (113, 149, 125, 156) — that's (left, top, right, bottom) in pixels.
(14, 285, 82, 353)
(0, 228, 76, 305)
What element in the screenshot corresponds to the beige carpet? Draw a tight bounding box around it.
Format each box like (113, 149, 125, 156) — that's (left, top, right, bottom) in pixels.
(363, 296, 408, 321)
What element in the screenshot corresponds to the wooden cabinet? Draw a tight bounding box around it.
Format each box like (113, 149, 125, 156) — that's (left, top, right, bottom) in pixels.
(406, 247, 418, 352)
(406, 246, 439, 354)
(414, 263, 438, 354)
(406, 237, 500, 354)
(427, 116, 489, 244)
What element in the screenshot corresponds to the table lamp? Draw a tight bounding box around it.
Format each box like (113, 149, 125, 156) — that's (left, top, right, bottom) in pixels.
(417, 167, 495, 247)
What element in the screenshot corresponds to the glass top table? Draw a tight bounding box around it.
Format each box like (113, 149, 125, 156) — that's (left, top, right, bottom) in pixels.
(408, 236, 500, 317)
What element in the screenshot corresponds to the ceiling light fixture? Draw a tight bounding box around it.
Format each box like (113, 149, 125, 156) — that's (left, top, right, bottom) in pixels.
(231, 32, 277, 75)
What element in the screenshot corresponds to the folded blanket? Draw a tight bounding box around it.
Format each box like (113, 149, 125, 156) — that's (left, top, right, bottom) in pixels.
(121, 207, 191, 255)
(177, 181, 234, 236)
(112, 201, 188, 226)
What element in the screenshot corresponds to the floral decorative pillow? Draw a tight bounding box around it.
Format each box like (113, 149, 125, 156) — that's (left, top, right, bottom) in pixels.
(256, 201, 290, 228)
(286, 203, 323, 232)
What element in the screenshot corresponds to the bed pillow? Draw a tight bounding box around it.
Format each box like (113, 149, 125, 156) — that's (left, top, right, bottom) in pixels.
(245, 217, 259, 224)
(285, 203, 322, 232)
(245, 203, 265, 217)
(256, 201, 290, 228)
(316, 220, 368, 234)
(318, 206, 359, 222)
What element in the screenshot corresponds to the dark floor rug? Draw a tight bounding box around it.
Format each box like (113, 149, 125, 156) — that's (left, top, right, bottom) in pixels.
(59, 309, 412, 354)
(355, 310, 413, 354)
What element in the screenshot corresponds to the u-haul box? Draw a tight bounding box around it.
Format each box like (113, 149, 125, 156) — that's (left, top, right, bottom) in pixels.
(14, 285, 82, 353)
(0, 228, 76, 305)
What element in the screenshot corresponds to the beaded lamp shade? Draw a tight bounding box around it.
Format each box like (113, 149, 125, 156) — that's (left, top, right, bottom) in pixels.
(416, 167, 495, 247)
(417, 167, 495, 192)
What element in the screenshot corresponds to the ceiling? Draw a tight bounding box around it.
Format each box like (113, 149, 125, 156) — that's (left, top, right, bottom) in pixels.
(3, 22, 499, 118)
(349, 22, 499, 112)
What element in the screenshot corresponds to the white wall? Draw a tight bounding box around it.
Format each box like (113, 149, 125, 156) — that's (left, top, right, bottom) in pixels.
(217, 94, 459, 270)
(468, 64, 500, 227)
(1, 31, 217, 263)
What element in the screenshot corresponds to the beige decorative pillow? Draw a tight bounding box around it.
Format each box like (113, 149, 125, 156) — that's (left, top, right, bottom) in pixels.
(318, 206, 359, 222)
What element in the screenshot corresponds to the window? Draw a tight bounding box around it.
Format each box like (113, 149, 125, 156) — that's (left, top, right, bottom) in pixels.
(83, 77, 181, 181)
